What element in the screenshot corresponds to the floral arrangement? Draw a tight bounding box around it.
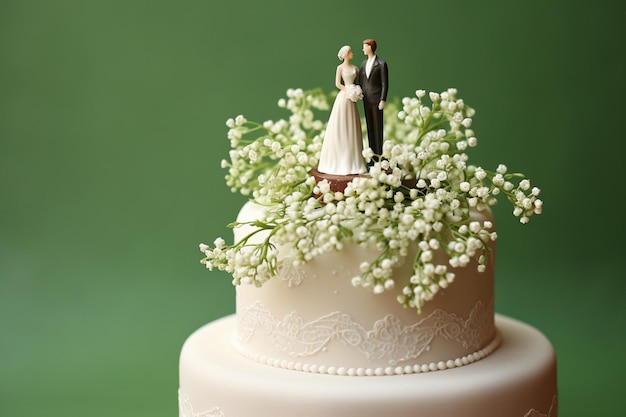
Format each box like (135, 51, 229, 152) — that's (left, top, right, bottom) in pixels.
(200, 87, 543, 314)
(345, 84, 364, 102)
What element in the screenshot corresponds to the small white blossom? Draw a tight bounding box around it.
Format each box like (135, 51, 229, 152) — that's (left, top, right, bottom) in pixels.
(519, 179, 531, 190)
(200, 86, 543, 315)
(235, 115, 247, 126)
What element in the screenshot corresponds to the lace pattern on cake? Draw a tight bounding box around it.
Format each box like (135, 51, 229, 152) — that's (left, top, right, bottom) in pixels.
(237, 300, 491, 364)
(276, 256, 306, 286)
(179, 389, 225, 417)
(524, 395, 557, 417)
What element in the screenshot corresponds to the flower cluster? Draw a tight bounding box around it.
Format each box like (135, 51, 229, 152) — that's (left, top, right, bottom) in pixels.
(222, 88, 328, 202)
(201, 87, 543, 314)
(345, 84, 364, 102)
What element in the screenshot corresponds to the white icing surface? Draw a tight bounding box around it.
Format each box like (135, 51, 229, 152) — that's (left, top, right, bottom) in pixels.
(234, 300, 500, 375)
(234, 201, 498, 371)
(179, 389, 225, 417)
(179, 314, 558, 417)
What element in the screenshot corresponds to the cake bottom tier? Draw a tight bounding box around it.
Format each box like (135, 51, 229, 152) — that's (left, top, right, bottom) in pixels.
(179, 314, 557, 417)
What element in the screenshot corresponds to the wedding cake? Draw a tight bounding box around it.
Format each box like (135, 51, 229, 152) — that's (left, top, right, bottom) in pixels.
(180, 87, 557, 416)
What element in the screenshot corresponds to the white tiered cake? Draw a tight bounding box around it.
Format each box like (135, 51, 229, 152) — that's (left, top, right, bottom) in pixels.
(181, 87, 557, 416)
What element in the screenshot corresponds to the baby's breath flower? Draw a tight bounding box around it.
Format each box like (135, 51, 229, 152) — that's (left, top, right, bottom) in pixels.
(200, 87, 544, 315)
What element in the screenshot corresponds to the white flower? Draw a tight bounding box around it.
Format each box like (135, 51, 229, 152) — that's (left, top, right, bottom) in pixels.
(346, 85, 364, 102)
(201, 86, 543, 316)
(474, 168, 487, 180)
(235, 115, 247, 126)
(519, 179, 531, 190)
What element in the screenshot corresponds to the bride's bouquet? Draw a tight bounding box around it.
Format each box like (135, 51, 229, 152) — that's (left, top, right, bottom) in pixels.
(345, 84, 363, 102)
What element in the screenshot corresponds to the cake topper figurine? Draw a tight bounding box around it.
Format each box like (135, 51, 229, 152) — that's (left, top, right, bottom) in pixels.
(358, 39, 388, 165)
(317, 45, 367, 176)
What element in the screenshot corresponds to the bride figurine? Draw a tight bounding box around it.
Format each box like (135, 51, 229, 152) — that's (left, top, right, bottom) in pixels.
(317, 45, 367, 176)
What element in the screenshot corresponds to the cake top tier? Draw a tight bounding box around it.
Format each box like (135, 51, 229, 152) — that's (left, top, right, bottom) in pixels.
(200, 86, 543, 314)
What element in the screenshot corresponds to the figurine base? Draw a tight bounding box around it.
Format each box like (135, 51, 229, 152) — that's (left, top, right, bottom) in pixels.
(310, 168, 369, 193)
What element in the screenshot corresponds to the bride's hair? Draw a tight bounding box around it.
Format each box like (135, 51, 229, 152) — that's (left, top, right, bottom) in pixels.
(337, 45, 351, 60)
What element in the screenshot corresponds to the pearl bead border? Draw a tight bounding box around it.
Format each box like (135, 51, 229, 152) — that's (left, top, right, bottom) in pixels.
(232, 331, 502, 376)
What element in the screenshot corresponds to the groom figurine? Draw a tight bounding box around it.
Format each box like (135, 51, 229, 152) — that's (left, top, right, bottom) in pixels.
(358, 39, 388, 164)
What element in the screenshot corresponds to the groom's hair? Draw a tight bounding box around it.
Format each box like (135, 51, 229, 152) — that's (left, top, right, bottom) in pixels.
(363, 39, 377, 53)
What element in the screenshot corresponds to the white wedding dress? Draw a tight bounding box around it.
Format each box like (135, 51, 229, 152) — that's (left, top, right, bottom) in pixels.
(317, 67, 367, 175)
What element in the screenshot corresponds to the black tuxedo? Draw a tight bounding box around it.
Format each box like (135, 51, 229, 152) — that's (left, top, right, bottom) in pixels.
(358, 56, 388, 160)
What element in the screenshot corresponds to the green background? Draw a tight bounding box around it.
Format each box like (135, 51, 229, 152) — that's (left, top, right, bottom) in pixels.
(1, 0, 624, 415)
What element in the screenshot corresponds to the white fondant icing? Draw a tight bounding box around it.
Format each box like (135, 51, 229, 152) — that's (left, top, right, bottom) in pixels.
(179, 389, 225, 417)
(179, 392, 557, 417)
(234, 201, 498, 372)
(234, 299, 497, 373)
(233, 329, 501, 376)
(180, 202, 557, 416)
(178, 315, 558, 417)
(275, 256, 307, 286)
(524, 395, 558, 417)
